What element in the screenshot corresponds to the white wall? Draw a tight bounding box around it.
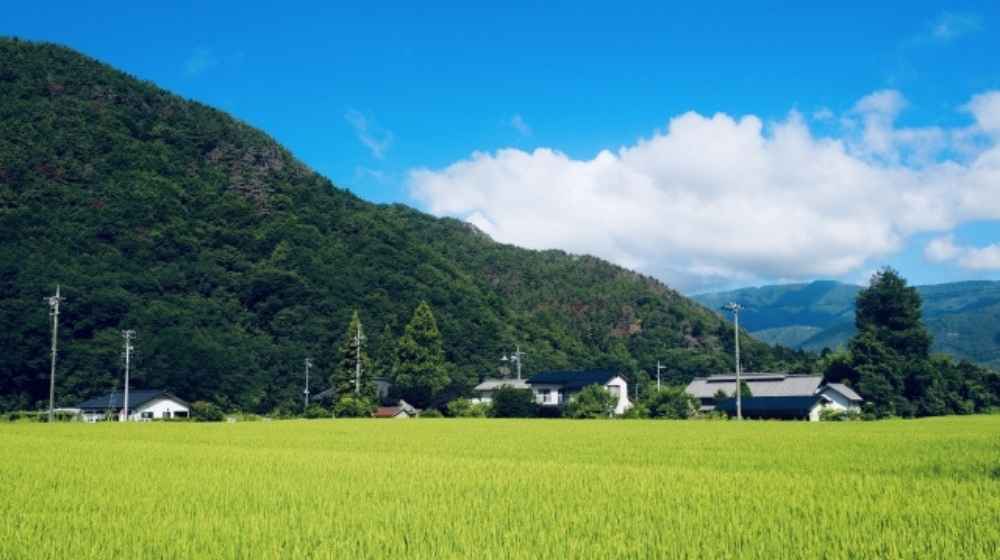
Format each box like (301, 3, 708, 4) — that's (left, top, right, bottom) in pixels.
(121, 398, 190, 421)
(604, 377, 632, 415)
(818, 388, 860, 413)
(532, 384, 563, 406)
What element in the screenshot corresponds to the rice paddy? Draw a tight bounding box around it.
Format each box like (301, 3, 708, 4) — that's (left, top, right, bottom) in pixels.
(1, 416, 998, 559)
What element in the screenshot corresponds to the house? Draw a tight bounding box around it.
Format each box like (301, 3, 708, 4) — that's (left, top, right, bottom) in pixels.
(76, 390, 189, 422)
(685, 373, 824, 412)
(471, 378, 531, 404)
(313, 376, 393, 403)
(817, 383, 864, 413)
(688, 373, 865, 421)
(374, 399, 418, 419)
(526, 370, 632, 415)
(715, 396, 829, 421)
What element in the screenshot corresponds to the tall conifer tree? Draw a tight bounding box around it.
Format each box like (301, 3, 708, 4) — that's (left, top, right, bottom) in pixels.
(331, 310, 375, 401)
(393, 302, 449, 407)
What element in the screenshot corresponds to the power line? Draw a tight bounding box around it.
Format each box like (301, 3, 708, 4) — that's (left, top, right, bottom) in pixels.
(45, 286, 64, 423)
(722, 302, 743, 420)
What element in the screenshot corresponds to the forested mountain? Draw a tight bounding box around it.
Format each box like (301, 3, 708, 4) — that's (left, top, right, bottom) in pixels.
(0, 39, 812, 412)
(694, 280, 1000, 368)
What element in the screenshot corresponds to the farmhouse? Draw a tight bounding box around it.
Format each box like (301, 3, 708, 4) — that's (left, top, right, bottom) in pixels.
(686, 373, 864, 420)
(471, 378, 531, 403)
(76, 390, 189, 422)
(526, 370, 632, 415)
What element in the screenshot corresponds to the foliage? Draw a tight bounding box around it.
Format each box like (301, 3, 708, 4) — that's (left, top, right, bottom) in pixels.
(644, 386, 698, 419)
(563, 384, 615, 418)
(333, 395, 374, 418)
(393, 303, 449, 408)
(330, 310, 376, 401)
(490, 386, 538, 418)
(0, 39, 813, 413)
(418, 408, 443, 418)
(446, 398, 490, 418)
(819, 408, 862, 422)
(190, 401, 225, 422)
(826, 268, 999, 417)
(2, 418, 999, 558)
(302, 404, 330, 419)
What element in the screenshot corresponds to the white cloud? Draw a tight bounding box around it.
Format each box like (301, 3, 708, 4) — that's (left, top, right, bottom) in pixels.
(930, 12, 982, 42)
(925, 236, 1000, 270)
(812, 108, 834, 121)
(345, 110, 394, 159)
(965, 92, 1000, 136)
(510, 114, 532, 136)
(408, 90, 1000, 292)
(184, 48, 218, 77)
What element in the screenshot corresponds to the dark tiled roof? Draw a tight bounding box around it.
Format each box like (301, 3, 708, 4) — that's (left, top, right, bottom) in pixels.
(77, 390, 186, 411)
(715, 396, 821, 419)
(526, 369, 618, 391)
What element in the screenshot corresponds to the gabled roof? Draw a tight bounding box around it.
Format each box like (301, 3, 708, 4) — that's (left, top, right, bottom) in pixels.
(686, 374, 822, 399)
(77, 390, 187, 411)
(374, 406, 408, 418)
(716, 396, 821, 419)
(474, 378, 530, 391)
(526, 370, 619, 391)
(822, 383, 863, 402)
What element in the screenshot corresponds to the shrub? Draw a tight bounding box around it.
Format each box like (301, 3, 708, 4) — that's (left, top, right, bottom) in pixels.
(419, 408, 443, 418)
(334, 396, 375, 418)
(491, 387, 538, 418)
(564, 385, 615, 419)
(191, 401, 225, 422)
(820, 408, 863, 422)
(645, 387, 698, 419)
(303, 405, 331, 419)
(446, 398, 489, 418)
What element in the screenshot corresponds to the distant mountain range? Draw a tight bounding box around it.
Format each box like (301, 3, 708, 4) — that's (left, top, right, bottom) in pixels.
(693, 280, 1000, 369)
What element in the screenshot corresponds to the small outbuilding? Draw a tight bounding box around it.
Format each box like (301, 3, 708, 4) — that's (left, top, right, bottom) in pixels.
(76, 390, 189, 422)
(374, 399, 418, 419)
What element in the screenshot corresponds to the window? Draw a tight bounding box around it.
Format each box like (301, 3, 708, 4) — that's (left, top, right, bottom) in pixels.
(173, 411, 189, 418)
(162, 410, 171, 419)
(141, 411, 153, 419)
(539, 389, 551, 403)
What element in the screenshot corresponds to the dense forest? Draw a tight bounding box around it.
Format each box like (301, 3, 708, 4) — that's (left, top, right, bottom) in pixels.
(0, 39, 814, 412)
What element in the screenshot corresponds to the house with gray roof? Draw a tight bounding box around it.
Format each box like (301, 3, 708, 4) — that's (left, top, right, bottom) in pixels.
(526, 369, 632, 415)
(471, 378, 531, 404)
(686, 373, 863, 420)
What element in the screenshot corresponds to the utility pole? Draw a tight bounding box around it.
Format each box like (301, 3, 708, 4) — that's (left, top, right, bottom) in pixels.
(121, 330, 135, 422)
(722, 302, 743, 420)
(502, 345, 526, 380)
(656, 360, 665, 392)
(354, 322, 365, 394)
(45, 286, 64, 423)
(303, 357, 312, 409)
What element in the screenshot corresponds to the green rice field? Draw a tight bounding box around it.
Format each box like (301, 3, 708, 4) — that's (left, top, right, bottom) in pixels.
(1, 417, 998, 559)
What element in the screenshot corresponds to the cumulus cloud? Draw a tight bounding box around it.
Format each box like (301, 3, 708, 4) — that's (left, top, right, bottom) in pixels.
(925, 236, 1000, 270)
(408, 90, 1000, 292)
(345, 109, 394, 159)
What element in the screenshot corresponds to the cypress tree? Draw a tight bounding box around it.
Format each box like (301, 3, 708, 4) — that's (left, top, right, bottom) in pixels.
(331, 310, 375, 401)
(393, 302, 449, 408)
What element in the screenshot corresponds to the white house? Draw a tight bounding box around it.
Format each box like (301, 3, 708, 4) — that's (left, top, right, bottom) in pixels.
(76, 390, 190, 422)
(526, 370, 632, 415)
(471, 378, 531, 404)
(817, 383, 864, 413)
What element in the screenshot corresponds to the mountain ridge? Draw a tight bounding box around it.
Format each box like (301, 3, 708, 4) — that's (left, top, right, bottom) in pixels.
(693, 279, 1000, 368)
(0, 38, 810, 411)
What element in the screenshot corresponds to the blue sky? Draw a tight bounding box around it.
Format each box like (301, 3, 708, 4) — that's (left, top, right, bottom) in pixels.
(5, 1, 1000, 293)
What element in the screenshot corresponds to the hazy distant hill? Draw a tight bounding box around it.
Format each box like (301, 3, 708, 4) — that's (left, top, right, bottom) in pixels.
(0, 39, 815, 411)
(694, 280, 1000, 368)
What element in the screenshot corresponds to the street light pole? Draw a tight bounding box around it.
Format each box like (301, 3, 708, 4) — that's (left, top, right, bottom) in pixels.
(501, 345, 526, 380)
(304, 357, 312, 409)
(656, 360, 664, 392)
(45, 286, 64, 423)
(722, 303, 743, 420)
(122, 330, 135, 422)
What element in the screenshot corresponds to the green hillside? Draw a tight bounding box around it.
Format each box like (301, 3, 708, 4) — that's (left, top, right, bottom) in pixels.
(0, 39, 813, 412)
(694, 280, 1000, 368)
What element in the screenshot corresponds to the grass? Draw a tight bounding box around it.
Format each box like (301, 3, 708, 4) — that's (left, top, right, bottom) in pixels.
(1, 417, 998, 559)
